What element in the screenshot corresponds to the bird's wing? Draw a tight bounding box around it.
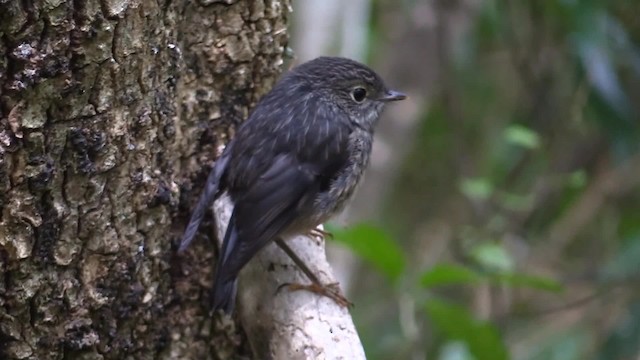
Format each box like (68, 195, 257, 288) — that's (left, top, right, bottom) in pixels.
(216, 153, 319, 282)
(178, 142, 233, 253)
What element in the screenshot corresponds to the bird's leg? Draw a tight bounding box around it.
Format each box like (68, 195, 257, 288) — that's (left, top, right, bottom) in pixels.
(274, 238, 352, 308)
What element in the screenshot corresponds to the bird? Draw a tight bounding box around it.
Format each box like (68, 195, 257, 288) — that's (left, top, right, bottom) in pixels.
(179, 56, 406, 313)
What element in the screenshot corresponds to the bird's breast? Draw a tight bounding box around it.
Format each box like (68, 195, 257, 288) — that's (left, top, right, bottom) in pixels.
(309, 130, 373, 225)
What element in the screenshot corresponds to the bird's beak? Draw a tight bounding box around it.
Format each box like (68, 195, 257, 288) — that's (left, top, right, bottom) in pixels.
(380, 90, 407, 102)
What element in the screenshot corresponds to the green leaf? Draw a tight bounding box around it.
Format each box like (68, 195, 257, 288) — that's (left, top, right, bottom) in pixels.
(568, 170, 587, 188)
(471, 243, 513, 272)
(496, 192, 534, 212)
(420, 263, 562, 293)
(493, 273, 563, 293)
(426, 298, 509, 360)
(460, 178, 494, 201)
(328, 223, 405, 281)
(503, 125, 540, 149)
(421, 264, 482, 289)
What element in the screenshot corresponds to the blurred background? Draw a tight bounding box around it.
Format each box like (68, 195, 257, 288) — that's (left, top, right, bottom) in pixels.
(290, 1, 640, 359)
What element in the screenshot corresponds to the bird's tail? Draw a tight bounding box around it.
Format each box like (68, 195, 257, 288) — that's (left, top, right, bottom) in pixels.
(178, 146, 233, 253)
(211, 277, 238, 314)
(211, 211, 239, 313)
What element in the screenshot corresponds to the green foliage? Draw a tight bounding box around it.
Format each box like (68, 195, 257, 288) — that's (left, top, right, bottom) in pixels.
(421, 264, 482, 288)
(503, 125, 540, 150)
(459, 178, 494, 201)
(328, 223, 406, 282)
(470, 243, 514, 272)
(425, 298, 508, 360)
(568, 170, 588, 189)
(492, 272, 563, 293)
(421, 262, 562, 293)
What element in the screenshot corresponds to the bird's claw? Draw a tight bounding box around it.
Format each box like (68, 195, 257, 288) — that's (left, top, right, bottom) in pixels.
(308, 227, 333, 244)
(277, 281, 353, 308)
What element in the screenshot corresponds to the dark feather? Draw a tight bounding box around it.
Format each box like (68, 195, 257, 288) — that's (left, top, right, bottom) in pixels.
(225, 85, 352, 194)
(212, 155, 319, 310)
(211, 212, 239, 313)
(178, 143, 233, 253)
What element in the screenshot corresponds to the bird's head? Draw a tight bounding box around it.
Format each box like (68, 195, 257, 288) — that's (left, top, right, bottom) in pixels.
(290, 56, 406, 131)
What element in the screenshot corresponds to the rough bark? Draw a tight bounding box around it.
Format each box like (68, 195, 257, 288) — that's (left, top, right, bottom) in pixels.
(0, 0, 296, 359)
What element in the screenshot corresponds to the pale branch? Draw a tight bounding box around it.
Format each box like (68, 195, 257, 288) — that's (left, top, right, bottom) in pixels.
(213, 195, 367, 360)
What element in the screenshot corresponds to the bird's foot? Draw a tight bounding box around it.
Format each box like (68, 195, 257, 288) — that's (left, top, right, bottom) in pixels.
(278, 281, 353, 308)
(308, 227, 333, 244)
(274, 238, 351, 307)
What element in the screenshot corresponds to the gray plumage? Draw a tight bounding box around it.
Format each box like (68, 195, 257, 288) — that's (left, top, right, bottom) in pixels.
(179, 56, 405, 313)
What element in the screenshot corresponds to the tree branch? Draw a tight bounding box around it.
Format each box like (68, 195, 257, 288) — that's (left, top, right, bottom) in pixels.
(213, 195, 366, 360)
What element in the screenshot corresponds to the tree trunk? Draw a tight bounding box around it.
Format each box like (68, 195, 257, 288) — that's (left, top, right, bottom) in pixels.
(0, 1, 293, 358)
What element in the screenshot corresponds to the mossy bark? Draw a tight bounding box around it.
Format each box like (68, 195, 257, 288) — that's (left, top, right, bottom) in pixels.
(0, 1, 290, 358)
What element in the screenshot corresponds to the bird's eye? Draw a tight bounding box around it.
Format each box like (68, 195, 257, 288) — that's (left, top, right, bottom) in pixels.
(351, 87, 367, 103)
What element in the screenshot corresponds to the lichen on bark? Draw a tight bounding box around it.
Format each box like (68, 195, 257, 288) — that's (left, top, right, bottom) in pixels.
(0, 0, 290, 359)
